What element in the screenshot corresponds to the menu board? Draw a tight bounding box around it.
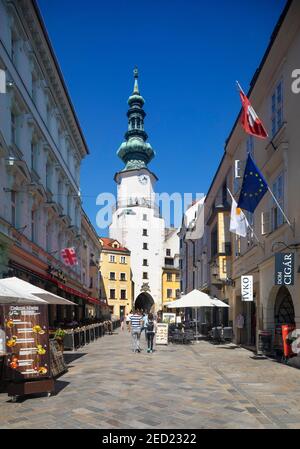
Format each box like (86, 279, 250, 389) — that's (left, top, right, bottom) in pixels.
(156, 323, 168, 345)
(50, 339, 67, 378)
(2, 305, 51, 380)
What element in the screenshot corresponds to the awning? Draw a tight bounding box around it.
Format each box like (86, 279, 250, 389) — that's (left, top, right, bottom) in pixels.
(9, 261, 101, 306)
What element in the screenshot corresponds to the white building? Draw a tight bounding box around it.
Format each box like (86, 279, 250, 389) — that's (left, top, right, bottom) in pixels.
(109, 69, 179, 312)
(0, 0, 102, 323)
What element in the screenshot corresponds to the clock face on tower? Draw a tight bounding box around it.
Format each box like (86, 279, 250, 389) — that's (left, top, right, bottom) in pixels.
(138, 175, 148, 185)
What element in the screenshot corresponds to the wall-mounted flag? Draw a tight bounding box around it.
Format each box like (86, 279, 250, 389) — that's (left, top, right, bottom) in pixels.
(61, 247, 78, 266)
(237, 81, 268, 139)
(237, 153, 268, 213)
(227, 188, 248, 237)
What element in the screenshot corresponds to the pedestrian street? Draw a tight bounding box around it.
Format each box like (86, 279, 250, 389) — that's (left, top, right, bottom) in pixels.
(1, 329, 300, 429)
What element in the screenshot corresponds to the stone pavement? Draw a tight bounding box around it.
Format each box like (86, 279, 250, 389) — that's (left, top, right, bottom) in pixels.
(1, 329, 300, 429)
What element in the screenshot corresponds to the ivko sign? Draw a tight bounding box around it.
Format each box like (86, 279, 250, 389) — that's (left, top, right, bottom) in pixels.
(275, 252, 294, 286)
(241, 275, 253, 302)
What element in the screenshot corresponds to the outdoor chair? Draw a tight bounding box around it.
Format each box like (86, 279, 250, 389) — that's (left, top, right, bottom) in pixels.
(222, 327, 233, 342)
(183, 329, 194, 344)
(172, 330, 184, 344)
(211, 326, 223, 344)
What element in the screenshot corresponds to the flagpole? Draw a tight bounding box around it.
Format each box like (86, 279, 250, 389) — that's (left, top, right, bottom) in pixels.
(236, 80, 246, 95)
(267, 186, 293, 229)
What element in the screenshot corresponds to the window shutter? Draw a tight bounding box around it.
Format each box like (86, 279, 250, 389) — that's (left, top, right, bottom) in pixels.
(261, 211, 270, 235)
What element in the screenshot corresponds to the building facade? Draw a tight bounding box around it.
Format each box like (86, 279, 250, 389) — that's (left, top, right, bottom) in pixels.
(180, 0, 300, 351)
(109, 69, 179, 312)
(162, 228, 181, 310)
(99, 237, 133, 319)
(0, 0, 104, 323)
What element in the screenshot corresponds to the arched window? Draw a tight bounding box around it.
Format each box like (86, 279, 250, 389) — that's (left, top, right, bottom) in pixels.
(274, 286, 295, 325)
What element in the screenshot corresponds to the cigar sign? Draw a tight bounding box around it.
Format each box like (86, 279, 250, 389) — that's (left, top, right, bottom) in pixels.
(275, 252, 294, 286)
(241, 275, 253, 301)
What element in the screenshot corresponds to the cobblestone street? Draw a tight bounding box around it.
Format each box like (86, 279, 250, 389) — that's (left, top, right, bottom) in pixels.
(1, 330, 300, 429)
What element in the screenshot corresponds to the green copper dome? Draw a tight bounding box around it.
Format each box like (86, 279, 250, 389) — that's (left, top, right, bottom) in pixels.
(117, 68, 155, 171)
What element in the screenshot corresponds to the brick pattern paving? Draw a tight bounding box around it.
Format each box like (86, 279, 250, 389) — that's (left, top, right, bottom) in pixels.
(1, 330, 300, 429)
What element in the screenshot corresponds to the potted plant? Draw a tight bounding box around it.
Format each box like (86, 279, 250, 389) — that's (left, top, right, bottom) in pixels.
(54, 328, 66, 352)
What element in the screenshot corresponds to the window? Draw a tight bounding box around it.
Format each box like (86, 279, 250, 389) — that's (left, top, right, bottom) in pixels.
(167, 273, 172, 282)
(165, 257, 174, 266)
(222, 259, 227, 274)
(143, 229, 148, 236)
(109, 255, 116, 263)
(58, 180, 63, 207)
(271, 172, 284, 231)
(143, 272, 148, 280)
(11, 111, 17, 145)
(11, 33, 18, 65)
(143, 214, 147, 221)
(167, 289, 172, 299)
(120, 273, 126, 281)
(89, 277, 93, 289)
(271, 80, 283, 137)
(109, 289, 116, 299)
(120, 289, 126, 300)
(246, 136, 254, 157)
(176, 273, 180, 281)
(176, 289, 181, 298)
(11, 191, 17, 227)
(120, 256, 126, 264)
(31, 142, 38, 171)
(143, 259, 148, 266)
(166, 249, 171, 256)
(46, 161, 52, 191)
(143, 243, 148, 250)
(31, 209, 37, 243)
(109, 272, 116, 280)
(46, 221, 52, 252)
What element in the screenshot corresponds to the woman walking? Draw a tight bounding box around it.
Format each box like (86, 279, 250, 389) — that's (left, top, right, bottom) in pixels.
(146, 313, 157, 353)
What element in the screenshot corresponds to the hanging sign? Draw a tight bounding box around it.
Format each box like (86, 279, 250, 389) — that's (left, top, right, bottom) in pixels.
(275, 252, 294, 286)
(241, 275, 253, 301)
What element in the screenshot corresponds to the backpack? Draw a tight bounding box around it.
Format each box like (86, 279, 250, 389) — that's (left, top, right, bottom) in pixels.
(147, 320, 154, 332)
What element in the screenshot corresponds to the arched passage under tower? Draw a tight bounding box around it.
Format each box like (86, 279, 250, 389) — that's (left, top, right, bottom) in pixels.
(135, 292, 154, 313)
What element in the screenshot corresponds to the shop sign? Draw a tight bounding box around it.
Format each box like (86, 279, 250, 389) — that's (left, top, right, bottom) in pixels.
(162, 313, 176, 324)
(241, 275, 253, 301)
(275, 252, 294, 286)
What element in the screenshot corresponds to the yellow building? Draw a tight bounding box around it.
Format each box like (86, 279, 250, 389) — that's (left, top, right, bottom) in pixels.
(99, 237, 133, 319)
(162, 267, 181, 310)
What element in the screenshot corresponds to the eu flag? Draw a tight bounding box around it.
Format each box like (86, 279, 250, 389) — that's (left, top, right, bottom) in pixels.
(237, 154, 268, 213)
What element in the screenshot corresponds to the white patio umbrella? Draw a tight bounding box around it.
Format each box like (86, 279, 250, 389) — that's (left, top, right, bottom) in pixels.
(211, 298, 230, 308)
(167, 289, 215, 337)
(0, 277, 76, 305)
(0, 282, 47, 304)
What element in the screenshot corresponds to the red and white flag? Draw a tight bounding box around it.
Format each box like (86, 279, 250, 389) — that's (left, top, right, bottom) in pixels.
(61, 247, 78, 266)
(237, 82, 268, 139)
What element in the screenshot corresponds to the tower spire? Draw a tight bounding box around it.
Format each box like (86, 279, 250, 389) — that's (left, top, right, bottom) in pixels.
(117, 68, 155, 171)
(133, 67, 139, 94)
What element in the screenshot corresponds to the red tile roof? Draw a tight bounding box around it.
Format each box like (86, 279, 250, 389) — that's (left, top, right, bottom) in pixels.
(99, 237, 130, 253)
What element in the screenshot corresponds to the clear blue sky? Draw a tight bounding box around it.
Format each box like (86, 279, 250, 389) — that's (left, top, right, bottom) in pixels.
(38, 0, 286, 235)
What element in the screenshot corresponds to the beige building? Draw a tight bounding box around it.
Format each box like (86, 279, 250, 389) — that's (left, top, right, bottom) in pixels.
(99, 237, 133, 319)
(203, 0, 300, 351)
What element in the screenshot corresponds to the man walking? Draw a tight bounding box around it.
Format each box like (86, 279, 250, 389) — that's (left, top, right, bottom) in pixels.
(129, 309, 143, 353)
